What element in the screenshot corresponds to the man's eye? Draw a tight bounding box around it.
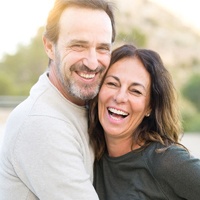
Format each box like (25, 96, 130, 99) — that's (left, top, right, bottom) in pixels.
(97, 47, 111, 54)
(70, 45, 85, 51)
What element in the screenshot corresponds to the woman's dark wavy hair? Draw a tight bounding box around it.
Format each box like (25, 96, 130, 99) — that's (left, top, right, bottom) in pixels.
(88, 44, 183, 160)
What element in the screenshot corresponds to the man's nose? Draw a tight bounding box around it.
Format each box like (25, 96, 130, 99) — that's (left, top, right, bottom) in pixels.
(82, 49, 98, 71)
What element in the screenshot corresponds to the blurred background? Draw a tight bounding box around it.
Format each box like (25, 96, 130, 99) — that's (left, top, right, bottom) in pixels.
(0, 0, 200, 157)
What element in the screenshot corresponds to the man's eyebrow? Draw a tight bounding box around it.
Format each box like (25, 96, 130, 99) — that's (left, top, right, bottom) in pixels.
(99, 42, 111, 46)
(68, 40, 88, 45)
(68, 40, 111, 47)
(99, 43, 112, 49)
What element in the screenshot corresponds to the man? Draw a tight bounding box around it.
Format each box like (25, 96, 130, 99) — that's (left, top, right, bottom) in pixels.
(0, 0, 116, 199)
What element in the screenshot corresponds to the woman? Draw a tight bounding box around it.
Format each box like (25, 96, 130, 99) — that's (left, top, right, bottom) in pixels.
(89, 44, 200, 200)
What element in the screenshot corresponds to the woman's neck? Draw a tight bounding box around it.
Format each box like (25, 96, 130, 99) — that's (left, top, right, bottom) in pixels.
(105, 136, 141, 157)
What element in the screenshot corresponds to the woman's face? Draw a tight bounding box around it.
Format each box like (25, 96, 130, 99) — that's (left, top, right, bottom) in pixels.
(98, 57, 151, 141)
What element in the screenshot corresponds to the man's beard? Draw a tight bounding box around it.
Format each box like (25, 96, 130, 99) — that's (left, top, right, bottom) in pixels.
(68, 78, 100, 100)
(55, 50, 105, 101)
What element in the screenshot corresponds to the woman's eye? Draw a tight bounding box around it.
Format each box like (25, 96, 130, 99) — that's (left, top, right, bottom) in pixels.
(131, 89, 142, 95)
(106, 82, 117, 87)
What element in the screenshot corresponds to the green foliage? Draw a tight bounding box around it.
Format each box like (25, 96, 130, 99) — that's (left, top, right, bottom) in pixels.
(182, 74, 200, 111)
(0, 71, 14, 94)
(180, 99, 195, 132)
(183, 113, 200, 132)
(0, 27, 48, 96)
(181, 77, 200, 132)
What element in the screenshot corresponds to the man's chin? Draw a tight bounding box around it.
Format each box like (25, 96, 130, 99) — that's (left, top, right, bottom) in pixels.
(79, 91, 98, 101)
(79, 88, 99, 100)
(69, 82, 100, 100)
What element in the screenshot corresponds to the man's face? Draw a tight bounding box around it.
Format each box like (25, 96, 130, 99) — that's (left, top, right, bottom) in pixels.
(49, 7, 112, 105)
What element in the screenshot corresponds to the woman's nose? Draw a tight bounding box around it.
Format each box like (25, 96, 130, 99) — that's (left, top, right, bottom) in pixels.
(114, 89, 128, 103)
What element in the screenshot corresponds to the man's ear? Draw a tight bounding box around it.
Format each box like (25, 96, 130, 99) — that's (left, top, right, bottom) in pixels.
(43, 36, 55, 60)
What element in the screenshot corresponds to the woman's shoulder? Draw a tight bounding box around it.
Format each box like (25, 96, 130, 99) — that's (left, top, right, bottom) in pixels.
(143, 142, 200, 178)
(144, 142, 191, 166)
(142, 143, 200, 199)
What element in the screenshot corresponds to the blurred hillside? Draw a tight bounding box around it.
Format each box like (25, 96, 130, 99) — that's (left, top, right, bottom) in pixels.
(0, 0, 199, 131)
(113, 0, 200, 84)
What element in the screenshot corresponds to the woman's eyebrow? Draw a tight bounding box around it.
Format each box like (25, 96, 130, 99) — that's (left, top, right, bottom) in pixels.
(105, 75, 119, 81)
(130, 82, 146, 91)
(105, 75, 146, 90)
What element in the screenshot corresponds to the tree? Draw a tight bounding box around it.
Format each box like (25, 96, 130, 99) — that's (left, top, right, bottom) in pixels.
(182, 74, 200, 111)
(0, 27, 48, 96)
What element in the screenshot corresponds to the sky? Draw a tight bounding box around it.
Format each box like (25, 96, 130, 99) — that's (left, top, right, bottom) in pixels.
(0, 0, 199, 60)
(0, 0, 54, 59)
(150, 0, 200, 32)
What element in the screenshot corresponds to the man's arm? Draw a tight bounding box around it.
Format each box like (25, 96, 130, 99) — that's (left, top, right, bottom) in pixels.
(13, 116, 99, 200)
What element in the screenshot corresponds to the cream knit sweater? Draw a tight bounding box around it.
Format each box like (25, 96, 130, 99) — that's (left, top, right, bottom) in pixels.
(0, 72, 98, 200)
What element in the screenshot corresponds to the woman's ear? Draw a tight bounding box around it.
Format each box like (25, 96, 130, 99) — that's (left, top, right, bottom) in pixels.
(43, 36, 55, 60)
(145, 107, 152, 117)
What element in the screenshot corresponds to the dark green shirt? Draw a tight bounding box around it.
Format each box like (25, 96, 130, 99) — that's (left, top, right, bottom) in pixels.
(94, 142, 200, 200)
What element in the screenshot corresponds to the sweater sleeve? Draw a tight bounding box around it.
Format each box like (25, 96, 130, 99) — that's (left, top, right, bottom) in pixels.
(13, 115, 99, 200)
(150, 144, 200, 200)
